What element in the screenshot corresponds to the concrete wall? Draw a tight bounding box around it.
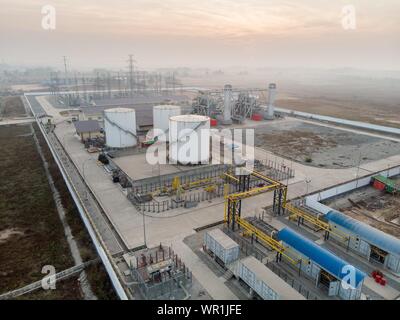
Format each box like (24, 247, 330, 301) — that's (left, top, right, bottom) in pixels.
(276, 107, 400, 136)
(306, 165, 400, 212)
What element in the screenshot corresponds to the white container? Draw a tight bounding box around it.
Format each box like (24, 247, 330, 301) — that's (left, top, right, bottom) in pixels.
(169, 114, 210, 165)
(104, 107, 137, 148)
(153, 105, 181, 141)
(237, 256, 305, 300)
(204, 229, 239, 265)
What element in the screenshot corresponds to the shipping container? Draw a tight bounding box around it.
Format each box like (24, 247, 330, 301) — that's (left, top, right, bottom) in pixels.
(372, 180, 385, 191)
(210, 118, 218, 126)
(251, 113, 262, 121)
(204, 229, 240, 265)
(237, 256, 305, 300)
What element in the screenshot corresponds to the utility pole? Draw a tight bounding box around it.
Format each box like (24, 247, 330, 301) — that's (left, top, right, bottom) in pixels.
(63, 56, 69, 87)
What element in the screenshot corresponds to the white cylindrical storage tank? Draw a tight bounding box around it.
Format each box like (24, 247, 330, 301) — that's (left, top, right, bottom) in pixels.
(169, 115, 210, 165)
(104, 107, 137, 148)
(153, 105, 181, 141)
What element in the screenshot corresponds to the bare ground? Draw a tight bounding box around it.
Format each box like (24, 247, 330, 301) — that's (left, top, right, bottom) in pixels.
(0, 96, 26, 118)
(253, 121, 400, 168)
(324, 176, 400, 238)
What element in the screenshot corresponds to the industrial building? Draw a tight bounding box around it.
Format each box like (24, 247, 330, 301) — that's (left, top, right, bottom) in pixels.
(73, 120, 102, 142)
(127, 245, 193, 300)
(277, 227, 366, 300)
(235, 256, 305, 300)
(325, 210, 400, 274)
(23, 74, 400, 302)
(203, 228, 240, 267)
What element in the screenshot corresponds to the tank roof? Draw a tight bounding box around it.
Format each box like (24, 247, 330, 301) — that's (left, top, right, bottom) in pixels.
(170, 114, 209, 122)
(104, 107, 135, 113)
(153, 104, 181, 110)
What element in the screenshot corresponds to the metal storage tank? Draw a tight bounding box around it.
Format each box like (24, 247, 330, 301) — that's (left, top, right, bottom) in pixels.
(204, 229, 240, 265)
(153, 105, 181, 141)
(169, 114, 210, 165)
(104, 107, 137, 148)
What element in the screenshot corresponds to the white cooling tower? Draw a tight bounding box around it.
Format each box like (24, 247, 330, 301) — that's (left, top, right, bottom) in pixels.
(265, 83, 276, 120)
(104, 107, 137, 148)
(222, 84, 233, 125)
(153, 105, 181, 141)
(169, 115, 210, 165)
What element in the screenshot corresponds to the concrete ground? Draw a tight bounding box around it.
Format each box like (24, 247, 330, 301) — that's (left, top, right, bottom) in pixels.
(34, 94, 400, 299)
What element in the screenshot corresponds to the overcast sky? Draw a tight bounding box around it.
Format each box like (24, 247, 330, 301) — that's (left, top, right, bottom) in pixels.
(0, 0, 399, 70)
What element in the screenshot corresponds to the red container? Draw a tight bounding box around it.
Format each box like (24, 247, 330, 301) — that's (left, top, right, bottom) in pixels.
(210, 118, 218, 126)
(373, 180, 386, 191)
(251, 113, 262, 121)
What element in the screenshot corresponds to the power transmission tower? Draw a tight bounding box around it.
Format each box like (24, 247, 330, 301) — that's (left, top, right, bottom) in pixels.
(63, 56, 69, 87)
(127, 54, 136, 97)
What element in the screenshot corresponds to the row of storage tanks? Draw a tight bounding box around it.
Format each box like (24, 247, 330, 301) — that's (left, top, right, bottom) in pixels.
(104, 105, 211, 164)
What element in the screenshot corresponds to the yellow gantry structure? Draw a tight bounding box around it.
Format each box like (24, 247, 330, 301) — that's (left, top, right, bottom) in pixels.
(223, 169, 296, 262)
(223, 168, 350, 265)
(223, 169, 287, 222)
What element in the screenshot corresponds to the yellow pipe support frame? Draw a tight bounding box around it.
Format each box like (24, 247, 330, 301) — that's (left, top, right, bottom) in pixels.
(223, 184, 230, 223)
(223, 172, 239, 183)
(235, 217, 301, 266)
(284, 203, 349, 242)
(183, 177, 212, 189)
(227, 183, 281, 201)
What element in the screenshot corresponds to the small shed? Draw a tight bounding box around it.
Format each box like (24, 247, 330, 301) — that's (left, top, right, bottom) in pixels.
(74, 120, 102, 142)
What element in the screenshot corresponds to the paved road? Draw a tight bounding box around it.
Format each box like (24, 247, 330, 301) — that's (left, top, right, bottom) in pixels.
(171, 239, 239, 300)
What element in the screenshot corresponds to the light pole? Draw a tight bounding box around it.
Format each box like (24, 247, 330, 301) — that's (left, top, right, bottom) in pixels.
(304, 178, 311, 204)
(137, 194, 147, 247)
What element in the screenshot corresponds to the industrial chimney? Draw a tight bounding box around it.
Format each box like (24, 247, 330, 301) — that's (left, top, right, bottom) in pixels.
(222, 84, 233, 125)
(265, 83, 276, 120)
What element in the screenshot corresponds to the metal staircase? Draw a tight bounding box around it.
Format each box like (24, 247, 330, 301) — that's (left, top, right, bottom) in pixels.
(104, 113, 137, 139)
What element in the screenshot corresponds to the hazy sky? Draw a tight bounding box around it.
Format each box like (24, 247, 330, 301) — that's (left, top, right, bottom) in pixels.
(1, 0, 399, 70)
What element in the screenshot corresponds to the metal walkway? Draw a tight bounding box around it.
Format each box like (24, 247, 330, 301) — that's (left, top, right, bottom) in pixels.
(0, 260, 98, 300)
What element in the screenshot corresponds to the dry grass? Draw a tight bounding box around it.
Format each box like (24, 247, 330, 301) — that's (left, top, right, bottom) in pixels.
(34, 123, 117, 300)
(0, 124, 75, 294)
(0, 96, 26, 117)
